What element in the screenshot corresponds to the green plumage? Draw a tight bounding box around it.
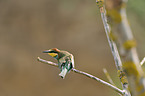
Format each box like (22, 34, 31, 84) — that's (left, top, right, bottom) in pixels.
(43, 48, 74, 79)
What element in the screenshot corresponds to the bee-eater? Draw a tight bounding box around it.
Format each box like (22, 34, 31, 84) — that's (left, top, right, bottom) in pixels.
(43, 48, 74, 79)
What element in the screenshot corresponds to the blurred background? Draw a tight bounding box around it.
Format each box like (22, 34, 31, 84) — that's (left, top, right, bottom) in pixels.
(0, 0, 145, 96)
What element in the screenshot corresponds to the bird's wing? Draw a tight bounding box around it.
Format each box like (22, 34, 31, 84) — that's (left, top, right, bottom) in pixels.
(70, 54, 75, 68)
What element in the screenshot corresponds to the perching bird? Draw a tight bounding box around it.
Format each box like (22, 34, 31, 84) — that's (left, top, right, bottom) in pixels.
(43, 48, 74, 79)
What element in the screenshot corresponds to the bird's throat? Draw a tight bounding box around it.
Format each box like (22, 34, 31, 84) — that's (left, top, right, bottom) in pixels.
(48, 53, 58, 57)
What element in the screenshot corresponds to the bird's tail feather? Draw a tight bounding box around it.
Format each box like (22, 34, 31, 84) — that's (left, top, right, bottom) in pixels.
(59, 68, 67, 79)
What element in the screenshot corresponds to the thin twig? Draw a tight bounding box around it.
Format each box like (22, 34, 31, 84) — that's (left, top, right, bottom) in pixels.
(103, 68, 122, 96)
(140, 57, 145, 66)
(99, 3, 122, 72)
(103, 68, 115, 85)
(37, 57, 125, 95)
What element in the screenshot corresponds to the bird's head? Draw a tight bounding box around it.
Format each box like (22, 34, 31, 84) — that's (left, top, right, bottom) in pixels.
(43, 48, 60, 59)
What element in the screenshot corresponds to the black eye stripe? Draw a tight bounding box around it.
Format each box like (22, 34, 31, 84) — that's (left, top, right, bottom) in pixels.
(49, 50, 58, 53)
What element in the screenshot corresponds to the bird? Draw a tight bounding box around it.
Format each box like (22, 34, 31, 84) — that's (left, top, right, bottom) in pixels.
(43, 48, 74, 79)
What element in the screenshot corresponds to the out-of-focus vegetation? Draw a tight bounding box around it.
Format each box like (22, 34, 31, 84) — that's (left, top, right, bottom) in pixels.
(128, 0, 145, 21)
(127, 0, 145, 59)
(0, 0, 144, 96)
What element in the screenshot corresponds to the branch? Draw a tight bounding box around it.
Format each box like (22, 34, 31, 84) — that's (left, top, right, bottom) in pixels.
(37, 57, 125, 95)
(103, 68, 115, 85)
(103, 0, 145, 95)
(96, 0, 122, 74)
(103, 68, 123, 96)
(96, 1, 130, 95)
(140, 57, 145, 66)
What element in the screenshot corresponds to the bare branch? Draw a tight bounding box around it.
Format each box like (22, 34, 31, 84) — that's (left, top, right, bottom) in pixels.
(96, 1, 130, 95)
(103, 68, 123, 96)
(103, 68, 115, 85)
(37, 57, 125, 95)
(140, 57, 145, 66)
(104, 0, 145, 95)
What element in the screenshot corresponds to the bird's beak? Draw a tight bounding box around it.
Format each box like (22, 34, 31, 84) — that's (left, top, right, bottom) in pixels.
(43, 50, 50, 53)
